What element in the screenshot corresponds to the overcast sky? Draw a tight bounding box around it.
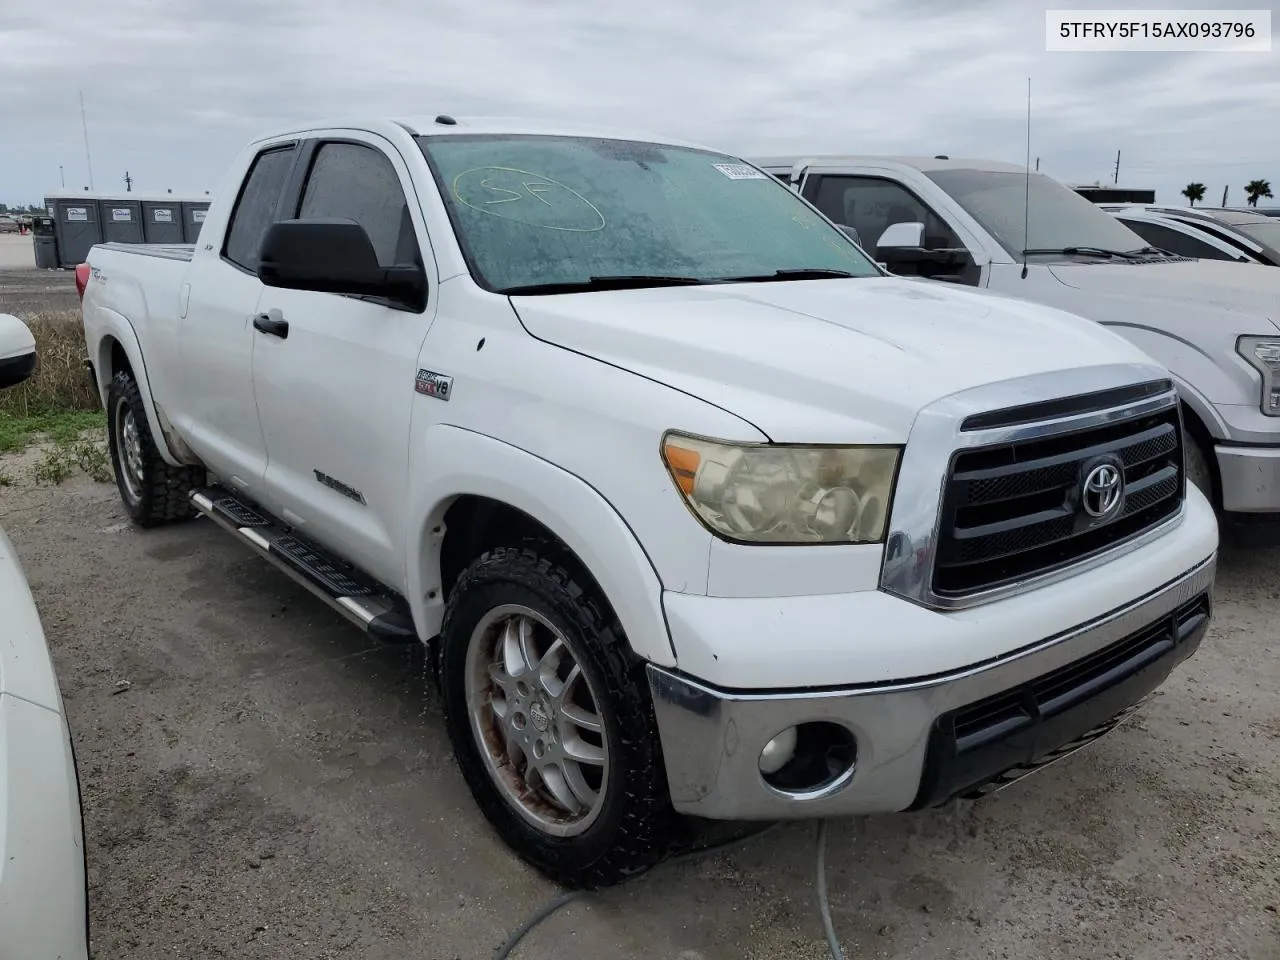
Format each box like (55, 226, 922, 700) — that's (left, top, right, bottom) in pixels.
(1, 0, 1277, 207)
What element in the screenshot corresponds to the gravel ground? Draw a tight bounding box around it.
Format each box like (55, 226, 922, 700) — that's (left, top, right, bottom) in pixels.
(1, 267, 1278, 959)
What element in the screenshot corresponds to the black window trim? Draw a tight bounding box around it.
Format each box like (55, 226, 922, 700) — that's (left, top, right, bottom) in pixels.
(287, 136, 430, 314)
(219, 140, 301, 276)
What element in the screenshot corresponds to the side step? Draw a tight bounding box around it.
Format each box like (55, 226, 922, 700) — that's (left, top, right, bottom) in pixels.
(190, 486, 418, 642)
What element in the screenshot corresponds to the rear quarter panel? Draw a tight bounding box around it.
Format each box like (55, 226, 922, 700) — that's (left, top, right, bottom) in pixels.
(82, 247, 193, 464)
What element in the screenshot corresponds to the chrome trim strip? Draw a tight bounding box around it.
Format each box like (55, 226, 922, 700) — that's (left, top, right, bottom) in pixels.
(336, 596, 378, 625)
(879, 363, 1183, 610)
(239, 527, 271, 551)
(648, 552, 1215, 820)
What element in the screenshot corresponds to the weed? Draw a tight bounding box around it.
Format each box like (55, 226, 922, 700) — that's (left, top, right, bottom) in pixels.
(31, 445, 76, 485)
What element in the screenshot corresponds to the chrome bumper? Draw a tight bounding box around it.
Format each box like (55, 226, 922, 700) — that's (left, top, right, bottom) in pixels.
(1216, 443, 1280, 513)
(647, 554, 1217, 821)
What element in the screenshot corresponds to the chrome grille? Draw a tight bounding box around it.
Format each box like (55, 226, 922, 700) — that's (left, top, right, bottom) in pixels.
(931, 402, 1185, 599)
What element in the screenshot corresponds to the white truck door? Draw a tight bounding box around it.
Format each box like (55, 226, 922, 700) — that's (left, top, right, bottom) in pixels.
(175, 142, 300, 491)
(250, 136, 435, 590)
(799, 171, 988, 287)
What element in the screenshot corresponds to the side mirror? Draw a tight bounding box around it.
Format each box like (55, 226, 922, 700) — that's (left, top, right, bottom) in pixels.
(837, 224, 864, 247)
(257, 219, 425, 310)
(875, 221, 966, 269)
(876, 221, 925, 252)
(0, 314, 36, 391)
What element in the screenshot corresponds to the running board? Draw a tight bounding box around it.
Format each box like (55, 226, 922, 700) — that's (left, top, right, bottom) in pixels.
(190, 487, 418, 642)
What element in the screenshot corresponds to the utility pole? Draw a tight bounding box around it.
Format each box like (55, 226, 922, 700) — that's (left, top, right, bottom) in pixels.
(1222, 185, 1229, 205)
(79, 90, 95, 190)
(59, 165, 65, 188)
(124, 171, 133, 192)
(1113, 150, 1121, 184)
(1035, 157, 1040, 171)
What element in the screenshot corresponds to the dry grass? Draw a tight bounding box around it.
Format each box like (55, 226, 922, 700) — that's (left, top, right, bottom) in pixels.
(0, 310, 104, 453)
(0, 310, 100, 417)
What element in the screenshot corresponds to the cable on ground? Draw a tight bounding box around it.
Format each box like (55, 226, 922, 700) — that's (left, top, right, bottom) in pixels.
(493, 819, 848, 959)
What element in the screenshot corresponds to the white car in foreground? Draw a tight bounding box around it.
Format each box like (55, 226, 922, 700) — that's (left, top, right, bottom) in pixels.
(0, 312, 90, 958)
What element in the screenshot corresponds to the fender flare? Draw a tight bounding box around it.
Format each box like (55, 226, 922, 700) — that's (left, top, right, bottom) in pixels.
(1169, 372, 1231, 439)
(90, 309, 190, 467)
(405, 425, 676, 667)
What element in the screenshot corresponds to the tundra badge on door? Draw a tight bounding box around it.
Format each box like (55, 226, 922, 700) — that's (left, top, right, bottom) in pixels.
(415, 369, 453, 401)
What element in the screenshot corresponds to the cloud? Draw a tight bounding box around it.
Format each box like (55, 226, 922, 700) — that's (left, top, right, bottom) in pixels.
(0, 0, 1276, 205)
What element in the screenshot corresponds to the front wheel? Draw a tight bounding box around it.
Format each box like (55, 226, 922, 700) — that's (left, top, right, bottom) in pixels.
(439, 545, 674, 888)
(1183, 428, 1215, 505)
(106, 371, 205, 527)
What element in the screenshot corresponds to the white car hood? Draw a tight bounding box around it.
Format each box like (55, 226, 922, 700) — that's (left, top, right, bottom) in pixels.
(0, 526, 61, 712)
(511, 277, 1158, 442)
(1048, 259, 1280, 327)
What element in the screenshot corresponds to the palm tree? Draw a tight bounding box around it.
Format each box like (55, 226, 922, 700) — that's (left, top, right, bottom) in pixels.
(1244, 179, 1274, 207)
(1181, 182, 1206, 206)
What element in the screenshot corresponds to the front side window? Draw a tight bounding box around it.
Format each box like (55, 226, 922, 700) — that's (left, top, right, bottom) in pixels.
(417, 135, 879, 293)
(807, 175, 963, 252)
(926, 169, 1149, 257)
(297, 142, 420, 267)
(224, 145, 296, 271)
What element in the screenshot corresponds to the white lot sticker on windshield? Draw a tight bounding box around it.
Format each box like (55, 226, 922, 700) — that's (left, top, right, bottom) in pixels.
(712, 163, 766, 180)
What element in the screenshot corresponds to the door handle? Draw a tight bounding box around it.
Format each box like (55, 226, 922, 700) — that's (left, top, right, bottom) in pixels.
(253, 312, 289, 339)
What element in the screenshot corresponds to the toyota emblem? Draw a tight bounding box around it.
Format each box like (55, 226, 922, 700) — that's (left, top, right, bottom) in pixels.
(1081, 461, 1124, 520)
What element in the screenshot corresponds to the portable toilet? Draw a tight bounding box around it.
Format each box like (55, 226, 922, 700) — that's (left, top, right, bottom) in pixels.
(31, 216, 59, 269)
(45, 193, 103, 267)
(141, 198, 184, 243)
(101, 198, 144, 244)
(181, 200, 211, 243)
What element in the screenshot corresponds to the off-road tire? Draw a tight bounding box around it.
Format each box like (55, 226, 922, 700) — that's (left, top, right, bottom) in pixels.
(439, 544, 675, 889)
(106, 371, 204, 527)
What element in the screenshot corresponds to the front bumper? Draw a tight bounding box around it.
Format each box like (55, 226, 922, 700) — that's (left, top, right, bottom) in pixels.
(0, 695, 90, 960)
(1216, 443, 1280, 513)
(647, 554, 1215, 821)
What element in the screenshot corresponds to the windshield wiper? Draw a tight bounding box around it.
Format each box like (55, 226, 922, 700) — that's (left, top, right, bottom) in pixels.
(1129, 246, 1189, 259)
(499, 275, 706, 295)
(714, 268, 858, 282)
(1021, 246, 1140, 259)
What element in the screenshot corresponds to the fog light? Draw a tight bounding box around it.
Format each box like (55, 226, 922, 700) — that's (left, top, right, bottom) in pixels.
(759, 726, 799, 775)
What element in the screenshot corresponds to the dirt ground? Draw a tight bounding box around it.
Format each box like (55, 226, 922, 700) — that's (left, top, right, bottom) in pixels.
(1, 268, 1278, 959)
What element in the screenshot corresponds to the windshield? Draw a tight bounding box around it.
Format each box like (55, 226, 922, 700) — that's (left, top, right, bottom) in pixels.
(1235, 219, 1280, 253)
(417, 135, 879, 293)
(925, 168, 1149, 257)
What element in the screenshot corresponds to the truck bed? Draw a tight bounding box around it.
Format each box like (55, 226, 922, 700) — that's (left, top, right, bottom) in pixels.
(96, 242, 195, 263)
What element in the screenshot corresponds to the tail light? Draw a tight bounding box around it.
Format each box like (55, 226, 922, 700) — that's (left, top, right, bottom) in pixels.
(75, 263, 90, 300)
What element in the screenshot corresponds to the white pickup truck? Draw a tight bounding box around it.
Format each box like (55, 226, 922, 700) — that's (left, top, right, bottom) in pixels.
(755, 155, 1280, 524)
(81, 118, 1217, 888)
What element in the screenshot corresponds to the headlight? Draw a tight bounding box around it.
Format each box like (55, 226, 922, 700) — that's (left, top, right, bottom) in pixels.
(1237, 336, 1280, 416)
(661, 432, 901, 544)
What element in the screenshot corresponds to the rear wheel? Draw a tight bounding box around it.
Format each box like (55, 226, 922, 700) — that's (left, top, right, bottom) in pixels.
(439, 545, 674, 888)
(106, 371, 204, 527)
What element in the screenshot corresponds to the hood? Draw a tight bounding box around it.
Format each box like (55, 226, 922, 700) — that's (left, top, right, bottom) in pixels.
(1048, 259, 1280, 328)
(510, 277, 1159, 442)
(0, 525, 62, 712)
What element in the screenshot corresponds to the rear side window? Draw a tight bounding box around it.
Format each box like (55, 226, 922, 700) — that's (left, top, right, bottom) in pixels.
(296, 142, 420, 268)
(223, 145, 297, 271)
